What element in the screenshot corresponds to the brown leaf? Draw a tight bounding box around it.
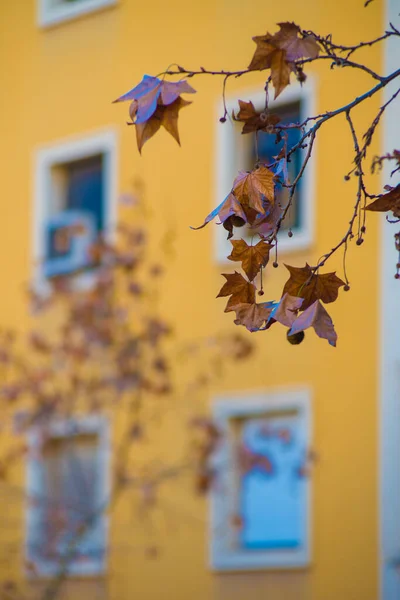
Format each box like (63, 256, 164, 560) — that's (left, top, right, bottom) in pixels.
(160, 80, 196, 105)
(114, 76, 195, 120)
(365, 185, 400, 218)
(248, 23, 319, 96)
(160, 97, 191, 145)
(233, 302, 273, 332)
(135, 112, 162, 153)
(248, 33, 276, 70)
(228, 239, 273, 281)
(233, 167, 275, 213)
(270, 49, 291, 99)
(114, 75, 162, 123)
(274, 22, 320, 61)
(270, 293, 303, 327)
(190, 192, 248, 239)
(289, 300, 337, 346)
(233, 100, 281, 134)
(251, 201, 283, 237)
(114, 76, 195, 151)
(282, 264, 345, 310)
(217, 272, 256, 312)
(135, 97, 191, 153)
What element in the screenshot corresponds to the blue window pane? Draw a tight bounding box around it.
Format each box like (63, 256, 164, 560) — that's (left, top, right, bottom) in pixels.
(44, 155, 104, 278)
(250, 102, 302, 230)
(66, 155, 104, 233)
(238, 415, 307, 551)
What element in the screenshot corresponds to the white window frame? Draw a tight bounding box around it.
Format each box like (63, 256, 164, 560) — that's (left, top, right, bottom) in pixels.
(37, 0, 117, 28)
(214, 79, 317, 263)
(33, 128, 118, 291)
(210, 387, 312, 571)
(25, 415, 111, 578)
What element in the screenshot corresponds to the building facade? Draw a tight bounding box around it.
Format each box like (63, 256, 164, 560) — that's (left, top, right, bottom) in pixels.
(0, 0, 398, 599)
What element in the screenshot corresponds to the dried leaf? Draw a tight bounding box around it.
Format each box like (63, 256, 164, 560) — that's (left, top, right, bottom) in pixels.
(160, 80, 196, 105)
(251, 201, 283, 237)
(233, 100, 281, 134)
(135, 112, 162, 153)
(274, 22, 320, 61)
(233, 302, 273, 331)
(249, 23, 319, 71)
(289, 300, 337, 346)
(248, 34, 276, 70)
(365, 185, 400, 218)
(114, 76, 195, 151)
(248, 23, 319, 97)
(270, 49, 291, 99)
(114, 75, 162, 123)
(135, 97, 191, 153)
(233, 167, 275, 213)
(228, 239, 273, 281)
(160, 97, 191, 145)
(268, 293, 303, 327)
(217, 272, 256, 312)
(282, 263, 345, 310)
(190, 193, 248, 239)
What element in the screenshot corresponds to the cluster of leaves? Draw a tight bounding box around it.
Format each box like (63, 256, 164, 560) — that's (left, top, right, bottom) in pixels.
(115, 19, 400, 346)
(248, 22, 320, 98)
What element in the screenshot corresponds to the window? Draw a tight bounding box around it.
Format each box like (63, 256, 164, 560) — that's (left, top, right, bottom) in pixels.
(214, 81, 316, 262)
(33, 129, 117, 287)
(25, 417, 110, 577)
(210, 388, 312, 570)
(38, 0, 117, 28)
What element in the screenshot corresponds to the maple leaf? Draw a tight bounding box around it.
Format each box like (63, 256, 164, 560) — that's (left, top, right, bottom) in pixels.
(267, 293, 303, 327)
(233, 302, 274, 332)
(282, 264, 345, 310)
(289, 300, 338, 347)
(273, 22, 320, 62)
(248, 23, 319, 98)
(191, 192, 248, 239)
(233, 100, 281, 134)
(248, 33, 277, 71)
(114, 75, 163, 123)
(114, 75, 195, 120)
(217, 272, 256, 312)
(134, 97, 191, 153)
(270, 49, 291, 99)
(251, 201, 283, 238)
(114, 76, 195, 152)
(228, 239, 273, 281)
(233, 167, 275, 214)
(365, 184, 400, 218)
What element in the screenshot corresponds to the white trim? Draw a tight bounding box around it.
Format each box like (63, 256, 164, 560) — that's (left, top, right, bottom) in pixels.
(210, 387, 312, 571)
(214, 79, 317, 263)
(37, 0, 117, 28)
(25, 415, 111, 578)
(380, 2, 400, 598)
(32, 128, 118, 292)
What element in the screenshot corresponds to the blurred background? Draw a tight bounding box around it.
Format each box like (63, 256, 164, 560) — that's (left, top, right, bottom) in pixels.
(0, 1, 399, 599)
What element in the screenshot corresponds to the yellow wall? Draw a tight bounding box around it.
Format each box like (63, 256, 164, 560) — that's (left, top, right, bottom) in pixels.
(0, 0, 384, 599)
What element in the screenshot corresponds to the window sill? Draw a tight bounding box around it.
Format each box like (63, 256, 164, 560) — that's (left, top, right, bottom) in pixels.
(25, 561, 107, 580)
(38, 0, 117, 29)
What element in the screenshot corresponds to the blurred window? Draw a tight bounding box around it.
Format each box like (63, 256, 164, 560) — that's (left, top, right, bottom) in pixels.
(214, 84, 315, 262)
(43, 154, 104, 278)
(26, 418, 110, 577)
(210, 390, 311, 570)
(34, 130, 117, 287)
(37, 0, 117, 28)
